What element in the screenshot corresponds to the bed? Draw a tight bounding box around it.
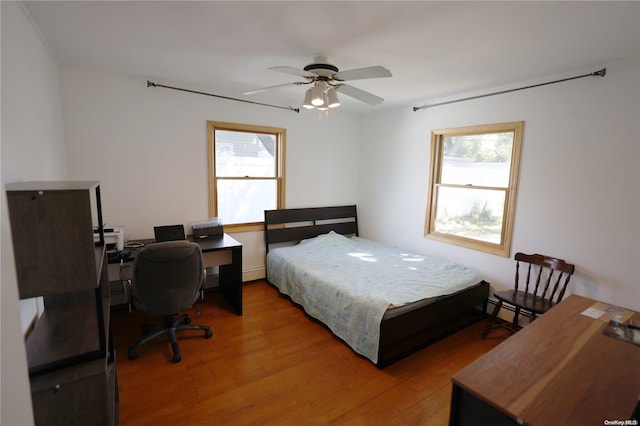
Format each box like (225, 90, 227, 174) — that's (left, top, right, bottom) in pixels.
(264, 205, 489, 368)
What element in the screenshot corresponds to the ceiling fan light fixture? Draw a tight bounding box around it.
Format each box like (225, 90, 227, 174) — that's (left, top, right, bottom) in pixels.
(302, 88, 315, 109)
(327, 87, 340, 108)
(316, 93, 329, 111)
(311, 84, 325, 106)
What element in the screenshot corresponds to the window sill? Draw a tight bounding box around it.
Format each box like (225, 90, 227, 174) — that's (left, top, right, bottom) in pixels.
(223, 222, 264, 233)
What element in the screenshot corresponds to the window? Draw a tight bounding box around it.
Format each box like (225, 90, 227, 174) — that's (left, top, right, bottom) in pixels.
(425, 121, 523, 256)
(207, 121, 286, 232)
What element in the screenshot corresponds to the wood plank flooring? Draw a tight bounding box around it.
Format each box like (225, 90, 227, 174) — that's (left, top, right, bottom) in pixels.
(112, 280, 510, 425)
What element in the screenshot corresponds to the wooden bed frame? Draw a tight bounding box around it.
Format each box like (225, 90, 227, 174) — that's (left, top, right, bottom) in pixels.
(264, 205, 489, 368)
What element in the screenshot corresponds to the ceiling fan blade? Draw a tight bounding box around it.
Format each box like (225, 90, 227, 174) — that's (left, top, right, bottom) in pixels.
(333, 65, 392, 81)
(243, 81, 308, 95)
(335, 84, 384, 105)
(268, 66, 317, 79)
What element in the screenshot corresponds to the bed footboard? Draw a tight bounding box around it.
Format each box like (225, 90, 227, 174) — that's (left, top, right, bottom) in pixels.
(377, 280, 490, 368)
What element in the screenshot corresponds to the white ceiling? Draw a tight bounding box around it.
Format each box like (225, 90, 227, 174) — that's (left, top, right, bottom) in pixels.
(23, 1, 640, 113)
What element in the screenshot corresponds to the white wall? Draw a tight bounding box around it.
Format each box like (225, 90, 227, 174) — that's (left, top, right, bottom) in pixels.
(1, 1, 69, 424)
(359, 58, 640, 312)
(59, 57, 640, 309)
(61, 68, 361, 279)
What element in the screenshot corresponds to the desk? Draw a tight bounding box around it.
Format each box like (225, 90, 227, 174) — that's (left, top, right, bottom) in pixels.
(194, 234, 243, 315)
(108, 233, 243, 315)
(450, 295, 640, 425)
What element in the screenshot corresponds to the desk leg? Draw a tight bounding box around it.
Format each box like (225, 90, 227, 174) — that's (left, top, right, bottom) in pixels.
(219, 246, 243, 315)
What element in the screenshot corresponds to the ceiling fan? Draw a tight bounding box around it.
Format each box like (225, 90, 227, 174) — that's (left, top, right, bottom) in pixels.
(244, 56, 392, 110)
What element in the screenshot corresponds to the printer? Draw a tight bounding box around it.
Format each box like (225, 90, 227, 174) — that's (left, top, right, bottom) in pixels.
(94, 226, 124, 252)
(192, 218, 223, 239)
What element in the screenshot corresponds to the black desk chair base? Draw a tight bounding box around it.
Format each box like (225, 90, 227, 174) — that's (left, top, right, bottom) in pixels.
(128, 313, 212, 363)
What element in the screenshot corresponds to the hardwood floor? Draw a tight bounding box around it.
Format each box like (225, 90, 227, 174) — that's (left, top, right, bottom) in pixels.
(112, 280, 510, 425)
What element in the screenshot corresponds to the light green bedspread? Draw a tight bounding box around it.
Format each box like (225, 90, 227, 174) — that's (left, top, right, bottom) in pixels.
(266, 231, 480, 363)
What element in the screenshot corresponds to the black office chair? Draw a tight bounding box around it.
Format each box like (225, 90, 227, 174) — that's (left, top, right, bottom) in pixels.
(128, 240, 212, 363)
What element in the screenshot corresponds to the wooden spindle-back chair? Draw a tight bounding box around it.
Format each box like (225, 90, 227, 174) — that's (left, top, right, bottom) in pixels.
(482, 252, 575, 338)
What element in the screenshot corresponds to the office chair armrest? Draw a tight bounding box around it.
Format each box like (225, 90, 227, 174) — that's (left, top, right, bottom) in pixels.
(199, 268, 206, 301)
(119, 261, 133, 312)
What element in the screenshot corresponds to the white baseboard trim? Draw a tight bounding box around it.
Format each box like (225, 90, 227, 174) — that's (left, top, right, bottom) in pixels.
(242, 266, 265, 282)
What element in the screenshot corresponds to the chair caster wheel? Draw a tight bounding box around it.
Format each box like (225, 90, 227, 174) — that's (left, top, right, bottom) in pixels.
(183, 316, 192, 325)
(128, 349, 138, 360)
(172, 353, 182, 363)
(204, 330, 213, 339)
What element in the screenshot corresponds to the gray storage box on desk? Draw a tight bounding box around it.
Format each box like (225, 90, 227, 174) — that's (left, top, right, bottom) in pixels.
(192, 219, 223, 239)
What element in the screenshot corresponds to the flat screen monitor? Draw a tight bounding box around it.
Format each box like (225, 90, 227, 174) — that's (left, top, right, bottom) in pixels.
(153, 224, 186, 242)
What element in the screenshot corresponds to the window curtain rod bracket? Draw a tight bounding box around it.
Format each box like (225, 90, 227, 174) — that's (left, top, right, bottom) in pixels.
(147, 80, 300, 113)
(412, 68, 606, 112)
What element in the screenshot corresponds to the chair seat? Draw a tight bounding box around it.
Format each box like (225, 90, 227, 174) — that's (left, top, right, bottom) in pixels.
(493, 289, 555, 315)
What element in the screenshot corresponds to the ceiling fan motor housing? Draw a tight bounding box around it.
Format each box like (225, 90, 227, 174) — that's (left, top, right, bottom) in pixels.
(303, 62, 339, 78)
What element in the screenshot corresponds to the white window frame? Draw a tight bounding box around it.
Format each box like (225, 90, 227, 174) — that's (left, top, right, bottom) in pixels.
(425, 121, 524, 257)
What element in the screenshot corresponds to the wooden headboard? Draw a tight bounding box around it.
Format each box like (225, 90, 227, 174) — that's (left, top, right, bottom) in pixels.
(264, 205, 358, 253)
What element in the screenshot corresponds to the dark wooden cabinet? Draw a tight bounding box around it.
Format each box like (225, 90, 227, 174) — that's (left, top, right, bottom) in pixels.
(6, 181, 118, 426)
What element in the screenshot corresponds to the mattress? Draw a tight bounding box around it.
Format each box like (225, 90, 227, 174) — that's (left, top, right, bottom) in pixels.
(266, 231, 481, 363)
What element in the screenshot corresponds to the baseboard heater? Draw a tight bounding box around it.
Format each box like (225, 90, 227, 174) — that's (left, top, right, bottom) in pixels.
(486, 297, 532, 319)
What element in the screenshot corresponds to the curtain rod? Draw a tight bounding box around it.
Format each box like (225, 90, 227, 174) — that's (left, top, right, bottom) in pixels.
(412, 68, 606, 112)
(147, 80, 300, 113)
